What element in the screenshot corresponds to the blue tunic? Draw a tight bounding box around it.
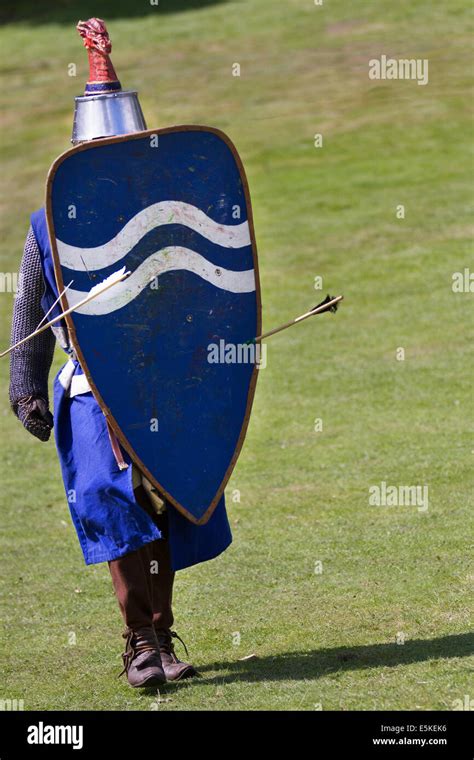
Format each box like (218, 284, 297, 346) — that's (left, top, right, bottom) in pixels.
(31, 208, 232, 570)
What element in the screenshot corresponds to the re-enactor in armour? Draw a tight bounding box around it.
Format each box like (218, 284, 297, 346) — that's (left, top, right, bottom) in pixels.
(9, 18, 234, 687)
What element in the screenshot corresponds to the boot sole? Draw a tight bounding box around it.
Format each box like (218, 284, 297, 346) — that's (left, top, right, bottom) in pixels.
(131, 674, 166, 688)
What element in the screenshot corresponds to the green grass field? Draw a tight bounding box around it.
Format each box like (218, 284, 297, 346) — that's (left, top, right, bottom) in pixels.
(0, 0, 472, 711)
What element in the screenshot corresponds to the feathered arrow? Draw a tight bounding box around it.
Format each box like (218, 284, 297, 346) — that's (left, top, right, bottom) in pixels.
(1, 271, 343, 357)
(0, 268, 131, 358)
(253, 293, 343, 342)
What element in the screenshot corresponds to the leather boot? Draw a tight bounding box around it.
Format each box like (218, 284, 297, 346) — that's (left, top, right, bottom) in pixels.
(120, 626, 166, 687)
(155, 628, 197, 681)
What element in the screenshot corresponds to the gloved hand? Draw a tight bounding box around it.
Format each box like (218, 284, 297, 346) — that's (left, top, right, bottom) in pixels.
(16, 395, 54, 442)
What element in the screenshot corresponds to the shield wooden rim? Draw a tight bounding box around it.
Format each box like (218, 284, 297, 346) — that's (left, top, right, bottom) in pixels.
(45, 125, 262, 525)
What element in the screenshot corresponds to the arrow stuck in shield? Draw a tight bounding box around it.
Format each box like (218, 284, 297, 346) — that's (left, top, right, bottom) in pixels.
(1, 269, 343, 357)
(0, 268, 131, 358)
(252, 294, 344, 342)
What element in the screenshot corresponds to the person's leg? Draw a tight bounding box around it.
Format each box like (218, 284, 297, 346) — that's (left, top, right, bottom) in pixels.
(147, 512, 175, 630)
(148, 511, 197, 680)
(109, 484, 196, 682)
(108, 540, 165, 687)
(108, 543, 154, 630)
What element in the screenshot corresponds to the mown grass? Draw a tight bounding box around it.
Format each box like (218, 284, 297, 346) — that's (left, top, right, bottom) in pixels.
(0, 0, 472, 710)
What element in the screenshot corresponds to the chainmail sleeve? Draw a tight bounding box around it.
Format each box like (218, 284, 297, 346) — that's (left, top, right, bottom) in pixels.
(9, 227, 56, 415)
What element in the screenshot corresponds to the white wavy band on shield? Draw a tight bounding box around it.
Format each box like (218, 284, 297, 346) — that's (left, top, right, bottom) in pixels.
(66, 246, 256, 316)
(57, 200, 251, 272)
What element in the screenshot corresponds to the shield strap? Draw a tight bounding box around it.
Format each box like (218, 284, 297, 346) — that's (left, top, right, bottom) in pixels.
(106, 418, 129, 471)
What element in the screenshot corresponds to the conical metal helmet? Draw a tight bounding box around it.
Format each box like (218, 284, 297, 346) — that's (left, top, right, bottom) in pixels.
(71, 18, 147, 144)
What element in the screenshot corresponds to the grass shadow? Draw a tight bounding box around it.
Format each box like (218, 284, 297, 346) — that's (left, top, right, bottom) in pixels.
(165, 632, 474, 690)
(0, 0, 229, 26)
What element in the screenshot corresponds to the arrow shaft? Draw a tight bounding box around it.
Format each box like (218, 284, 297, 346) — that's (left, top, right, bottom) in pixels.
(34, 280, 74, 331)
(256, 295, 343, 341)
(1, 272, 130, 358)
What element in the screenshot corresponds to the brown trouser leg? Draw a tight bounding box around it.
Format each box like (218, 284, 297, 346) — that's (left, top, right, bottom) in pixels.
(108, 488, 175, 632)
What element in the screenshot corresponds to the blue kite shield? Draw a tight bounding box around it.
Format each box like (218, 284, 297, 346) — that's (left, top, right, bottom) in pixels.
(46, 127, 261, 525)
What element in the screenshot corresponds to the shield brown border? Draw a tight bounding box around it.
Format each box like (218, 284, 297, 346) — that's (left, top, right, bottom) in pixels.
(45, 125, 262, 526)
